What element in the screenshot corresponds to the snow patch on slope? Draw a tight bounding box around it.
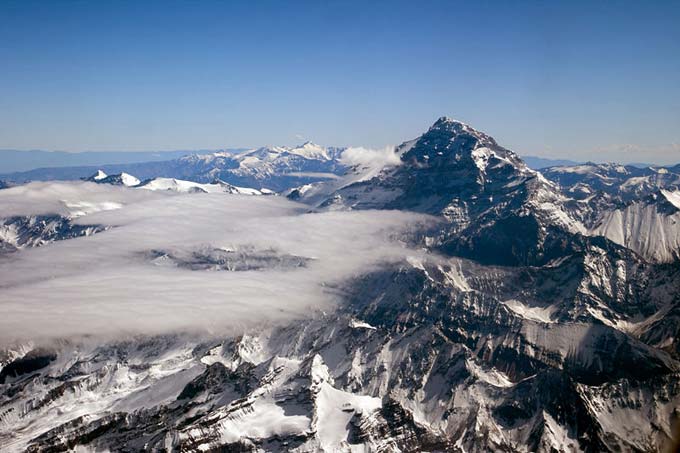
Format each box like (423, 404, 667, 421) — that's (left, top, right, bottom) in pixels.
(661, 189, 680, 209)
(312, 355, 382, 451)
(592, 197, 680, 262)
(501, 299, 556, 324)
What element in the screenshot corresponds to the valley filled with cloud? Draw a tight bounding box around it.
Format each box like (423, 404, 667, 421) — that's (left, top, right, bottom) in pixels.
(0, 182, 431, 343)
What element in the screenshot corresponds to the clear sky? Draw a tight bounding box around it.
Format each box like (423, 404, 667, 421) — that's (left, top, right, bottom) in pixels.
(1, 0, 679, 163)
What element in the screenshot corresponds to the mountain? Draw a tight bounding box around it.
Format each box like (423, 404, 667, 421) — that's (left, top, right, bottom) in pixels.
(82, 169, 268, 195)
(520, 157, 662, 170)
(167, 142, 346, 191)
(297, 119, 680, 265)
(138, 177, 268, 195)
(312, 117, 585, 266)
(1, 143, 347, 192)
(0, 214, 106, 254)
(542, 162, 680, 201)
(85, 169, 108, 181)
(2, 252, 678, 451)
(88, 171, 141, 186)
(1, 118, 679, 452)
(538, 163, 680, 262)
(0, 162, 185, 183)
(315, 117, 538, 212)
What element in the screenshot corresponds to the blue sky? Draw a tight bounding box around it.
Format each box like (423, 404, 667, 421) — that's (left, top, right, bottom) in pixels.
(1, 0, 679, 163)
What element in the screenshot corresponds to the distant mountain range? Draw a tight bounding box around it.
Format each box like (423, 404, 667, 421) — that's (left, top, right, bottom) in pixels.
(1, 142, 347, 192)
(0, 147, 662, 183)
(0, 149, 244, 174)
(521, 156, 582, 168)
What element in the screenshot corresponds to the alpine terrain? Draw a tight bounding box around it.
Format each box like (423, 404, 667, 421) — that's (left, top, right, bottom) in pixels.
(1, 118, 679, 453)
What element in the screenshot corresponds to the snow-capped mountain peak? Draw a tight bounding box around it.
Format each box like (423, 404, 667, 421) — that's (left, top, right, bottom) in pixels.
(118, 172, 140, 186)
(92, 169, 107, 180)
(242, 142, 330, 161)
(137, 177, 263, 195)
(287, 141, 329, 160)
(87, 171, 141, 187)
(426, 116, 499, 147)
(399, 117, 516, 175)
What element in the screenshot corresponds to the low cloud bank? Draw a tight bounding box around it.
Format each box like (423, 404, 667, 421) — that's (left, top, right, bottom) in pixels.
(0, 182, 430, 343)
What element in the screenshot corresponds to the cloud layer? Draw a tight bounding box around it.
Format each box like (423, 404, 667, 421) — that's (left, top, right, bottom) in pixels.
(340, 146, 402, 170)
(0, 182, 430, 344)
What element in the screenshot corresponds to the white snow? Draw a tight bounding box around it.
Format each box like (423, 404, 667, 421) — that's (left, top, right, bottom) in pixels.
(349, 319, 376, 330)
(312, 355, 382, 451)
(439, 261, 472, 292)
(0, 340, 201, 453)
(591, 197, 680, 262)
(218, 398, 311, 445)
(465, 358, 514, 388)
(620, 176, 652, 190)
(501, 299, 556, 324)
(237, 142, 330, 163)
(137, 177, 262, 195)
(542, 411, 578, 451)
(661, 189, 680, 209)
(471, 147, 491, 171)
(288, 142, 329, 160)
(119, 172, 141, 187)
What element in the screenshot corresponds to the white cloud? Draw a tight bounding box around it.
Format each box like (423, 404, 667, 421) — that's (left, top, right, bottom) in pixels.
(340, 146, 402, 170)
(0, 182, 431, 344)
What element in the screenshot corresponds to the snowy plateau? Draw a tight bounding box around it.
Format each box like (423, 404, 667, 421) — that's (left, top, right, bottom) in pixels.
(1, 118, 680, 452)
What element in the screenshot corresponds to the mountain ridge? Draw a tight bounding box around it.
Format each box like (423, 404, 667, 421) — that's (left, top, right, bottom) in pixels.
(1, 117, 679, 452)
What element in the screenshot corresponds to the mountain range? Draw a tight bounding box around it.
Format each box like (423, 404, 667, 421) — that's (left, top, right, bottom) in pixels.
(0, 146, 660, 189)
(1, 118, 679, 452)
(1, 142, 346, 192)
(0, 149, 243, 174)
